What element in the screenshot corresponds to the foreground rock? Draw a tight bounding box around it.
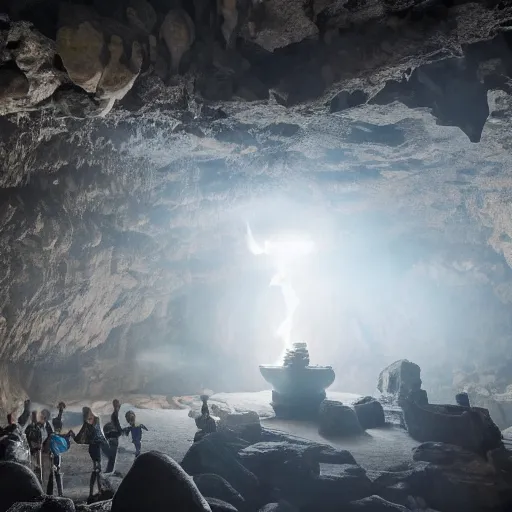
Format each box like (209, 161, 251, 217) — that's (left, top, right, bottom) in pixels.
(7, 497, 75, 512)
(318, 400, 363, 437)
(0, 462, 43, 512)
(181, 432, 260, 500)
(112, 451, 211, 512)
(401, 399, 502, 454)
(374, 442, 512, 511)
(193, 474, 245, 511)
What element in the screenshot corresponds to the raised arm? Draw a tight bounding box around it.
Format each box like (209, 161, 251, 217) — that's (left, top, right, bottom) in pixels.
(17, 400, 31, 427)
(141, 424, 148, 431)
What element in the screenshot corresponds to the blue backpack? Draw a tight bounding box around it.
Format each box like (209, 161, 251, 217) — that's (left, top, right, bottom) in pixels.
(49, 434, 70, 455)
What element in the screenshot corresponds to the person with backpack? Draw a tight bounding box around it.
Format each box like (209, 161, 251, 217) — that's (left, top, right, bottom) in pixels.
(103, 399, 123, 473)
(74, 407, 109, 503)
(47, 402, 71, 497)
(24, 411, 43, 482)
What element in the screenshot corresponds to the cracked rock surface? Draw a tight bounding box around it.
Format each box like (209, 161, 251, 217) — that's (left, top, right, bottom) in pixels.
(1, 0, 512, 418)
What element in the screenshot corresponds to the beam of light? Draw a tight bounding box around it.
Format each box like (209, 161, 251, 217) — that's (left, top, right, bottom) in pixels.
(246, 223, 314, 362)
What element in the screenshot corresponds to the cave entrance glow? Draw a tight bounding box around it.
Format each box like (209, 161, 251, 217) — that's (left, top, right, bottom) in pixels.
(245, 223, 315, 363)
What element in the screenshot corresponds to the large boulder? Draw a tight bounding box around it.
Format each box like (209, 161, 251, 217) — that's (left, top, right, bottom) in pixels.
(318, 400, 363, 437)
(238, 441, 320, 492)
(291, 463, 373, 511)
(401, 399, 502, 454)
(348, 495, 408, 511)
(193, 474, 245, 511)
(374, 444, 512, 512)
(377, 360, 422, 403)
(0, 22, 64, 117)
(412, 442, 489, 467)
(260, 428, 357, 464)
(181, 433, 259, 499)
(353, 397, 385, 429)
(111, 451, 211, 512)
(0, 461, 43, 512)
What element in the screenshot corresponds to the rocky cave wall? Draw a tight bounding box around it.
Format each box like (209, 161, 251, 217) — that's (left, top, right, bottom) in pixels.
(1, 0, 512, 424)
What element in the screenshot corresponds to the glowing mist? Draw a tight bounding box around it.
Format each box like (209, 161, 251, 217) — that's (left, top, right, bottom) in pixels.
(246, 224, 313, 364)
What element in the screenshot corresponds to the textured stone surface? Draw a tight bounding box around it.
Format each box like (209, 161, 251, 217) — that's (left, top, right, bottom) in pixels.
(111, 451, 211, 512)
(1, 0, 512, 409)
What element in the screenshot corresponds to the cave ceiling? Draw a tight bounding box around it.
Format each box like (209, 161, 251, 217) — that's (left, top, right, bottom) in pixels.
(1, 0, 512, 400)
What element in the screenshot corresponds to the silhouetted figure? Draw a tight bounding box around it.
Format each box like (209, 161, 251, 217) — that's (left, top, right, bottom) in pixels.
(39, 409, 56, 495)
(48, 402, 67, 497)
(456, 392, 470, 408)
(25, 411, 43, 482)
(124, 410, 148, 458)
(75, 407, 109, 503)
(103, 399, 123, 473)
(17, 399, 31, 428)
(194, 397, 216, 442)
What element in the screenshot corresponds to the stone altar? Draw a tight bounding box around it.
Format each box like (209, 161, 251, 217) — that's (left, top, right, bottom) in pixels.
(259, 342, 335, 419)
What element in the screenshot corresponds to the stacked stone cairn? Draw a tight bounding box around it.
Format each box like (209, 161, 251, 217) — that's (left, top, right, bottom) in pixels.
(282, 342, 310, 368)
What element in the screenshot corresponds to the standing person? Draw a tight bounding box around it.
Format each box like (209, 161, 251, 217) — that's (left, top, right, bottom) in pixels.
(103, 399, 123, 473)
(48, 402, 67, 497)
(24, 411, 43, 482)
(40, 409, 56, 494)
(74, 407, 109, 503)
(123, 410, 148, 459)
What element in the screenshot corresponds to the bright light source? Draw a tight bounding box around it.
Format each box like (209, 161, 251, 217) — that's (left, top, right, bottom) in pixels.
(246, 224, 315, 362)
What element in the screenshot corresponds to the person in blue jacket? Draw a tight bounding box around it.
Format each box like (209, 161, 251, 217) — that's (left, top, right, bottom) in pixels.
(123, 410, 148, 458)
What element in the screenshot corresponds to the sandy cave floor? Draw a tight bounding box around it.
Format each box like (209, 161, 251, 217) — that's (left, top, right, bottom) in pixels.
(47, 391, 420, 502)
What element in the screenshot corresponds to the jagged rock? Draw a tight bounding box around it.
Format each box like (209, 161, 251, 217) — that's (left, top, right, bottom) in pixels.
(111, 451, 211, 512)
(247, 0, 318, 51)
(0, 21, 63, 116)
(7, 497, 75, 512)
(205, 498, 237, 512)
(353, 397, 385, 430)
(401, 400, 502, 455)
(160, 9, 195, 74)
(193, 474, 245, 511)
(373, 454, 512, 512)
(412, 442, 490, 467)
(0, 461, 43, 512)
(378, 360, 422, 403)
(181, 433, 259, 499)
(318, 400, 363, 437)
(290, 462, 373, 511)
(348, 495, 408, 512)
(238, 441, 321, 482)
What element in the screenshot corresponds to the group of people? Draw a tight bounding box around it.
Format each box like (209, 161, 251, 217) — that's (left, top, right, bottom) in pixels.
(0, 398, 149, 503)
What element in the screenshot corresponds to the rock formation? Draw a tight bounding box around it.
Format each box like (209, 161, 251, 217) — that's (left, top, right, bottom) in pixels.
(1, 0, 512, 417)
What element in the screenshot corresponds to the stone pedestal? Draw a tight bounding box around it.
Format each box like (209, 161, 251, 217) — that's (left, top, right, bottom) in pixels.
(259, 342, 335, 420)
